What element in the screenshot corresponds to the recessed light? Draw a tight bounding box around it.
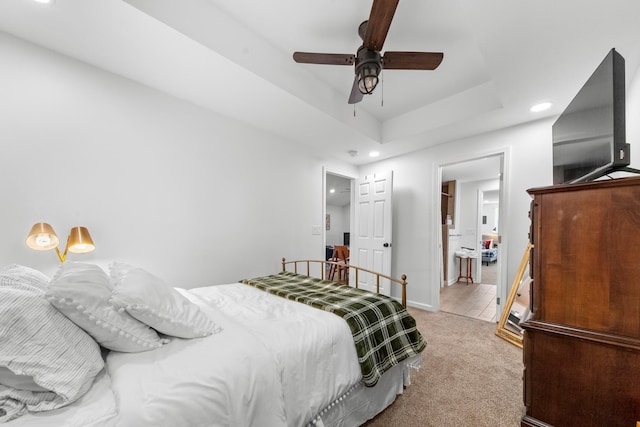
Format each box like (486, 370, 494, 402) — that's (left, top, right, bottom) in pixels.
(369, 151, 380, 158)
(530, 102, 552, 113)
(33, 0, 54, 4)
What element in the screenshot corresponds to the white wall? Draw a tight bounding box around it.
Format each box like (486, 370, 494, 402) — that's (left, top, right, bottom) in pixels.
(325, 204, 349, 247)
(627, 60, 640, 161)
(456, 180, 489, 250)
(481, 203, 499, 236)
(0, 33, 357, 285)
(446, 232, 461, 284)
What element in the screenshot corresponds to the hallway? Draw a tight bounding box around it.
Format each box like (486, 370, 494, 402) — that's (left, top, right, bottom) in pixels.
(440, 262, 497, 323)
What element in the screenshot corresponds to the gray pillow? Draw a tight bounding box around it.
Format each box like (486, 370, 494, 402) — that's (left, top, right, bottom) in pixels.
(0, 265, 104, 422)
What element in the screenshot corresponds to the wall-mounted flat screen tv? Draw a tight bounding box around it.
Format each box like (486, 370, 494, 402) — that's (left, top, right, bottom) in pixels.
(552, 48, 630, 185)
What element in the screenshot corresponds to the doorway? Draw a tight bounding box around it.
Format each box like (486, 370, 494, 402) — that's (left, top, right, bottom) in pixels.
(324, 172, 353, 274)
(438, 155, 503, 322)
(480, 189, 500, 285)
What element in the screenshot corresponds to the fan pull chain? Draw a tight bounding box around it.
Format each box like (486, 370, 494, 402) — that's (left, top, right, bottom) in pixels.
(353, 104, 356, 117)
(381, 69, 384, 107)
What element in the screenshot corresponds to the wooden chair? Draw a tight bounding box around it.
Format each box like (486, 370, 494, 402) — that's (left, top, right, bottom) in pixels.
(328, 245, 350, 283)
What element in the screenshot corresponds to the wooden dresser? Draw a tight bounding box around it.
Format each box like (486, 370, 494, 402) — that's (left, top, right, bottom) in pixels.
(521, 177, 640, 427)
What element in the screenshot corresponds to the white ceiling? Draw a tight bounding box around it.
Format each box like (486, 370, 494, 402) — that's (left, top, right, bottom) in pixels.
(326, 173, 352, 208)
(2, 0, 640, 166)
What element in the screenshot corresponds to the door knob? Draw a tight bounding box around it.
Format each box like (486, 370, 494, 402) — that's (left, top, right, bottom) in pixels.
(383, 243, 391, 248)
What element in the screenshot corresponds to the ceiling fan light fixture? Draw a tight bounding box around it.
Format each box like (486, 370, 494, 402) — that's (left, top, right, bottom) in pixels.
(356, 49, 381, 95)
(358, 67, 379, 94)
(293, 2, 443, 104)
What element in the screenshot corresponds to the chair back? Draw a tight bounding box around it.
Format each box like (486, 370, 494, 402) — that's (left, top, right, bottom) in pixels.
(332, 245, 349, 262)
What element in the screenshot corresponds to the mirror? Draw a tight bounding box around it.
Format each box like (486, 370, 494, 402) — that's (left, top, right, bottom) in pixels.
(495, 243, 533, 348)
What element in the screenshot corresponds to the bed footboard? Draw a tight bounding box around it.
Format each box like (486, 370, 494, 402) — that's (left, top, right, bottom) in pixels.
(281, 258, 407, 308)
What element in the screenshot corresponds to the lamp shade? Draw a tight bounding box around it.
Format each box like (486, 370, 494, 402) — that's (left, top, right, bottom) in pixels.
(67, 226, 95, 254)
(25, 222, 60, 251)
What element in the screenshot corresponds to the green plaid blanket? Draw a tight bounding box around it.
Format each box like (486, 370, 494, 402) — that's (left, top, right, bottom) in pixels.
(242, 271, 426, 387)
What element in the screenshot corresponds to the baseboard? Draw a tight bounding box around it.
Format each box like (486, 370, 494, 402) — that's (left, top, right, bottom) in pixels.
(406, 300, 435, 312)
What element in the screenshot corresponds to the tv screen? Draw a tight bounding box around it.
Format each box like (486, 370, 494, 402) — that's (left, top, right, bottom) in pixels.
(552, 48, 629, 185)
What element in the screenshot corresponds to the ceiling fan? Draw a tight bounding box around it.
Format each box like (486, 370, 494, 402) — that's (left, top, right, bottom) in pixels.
(293, 0, 443, 104)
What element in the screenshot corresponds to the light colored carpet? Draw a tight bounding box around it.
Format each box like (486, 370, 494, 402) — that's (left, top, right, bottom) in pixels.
(364, 308, 525, 427)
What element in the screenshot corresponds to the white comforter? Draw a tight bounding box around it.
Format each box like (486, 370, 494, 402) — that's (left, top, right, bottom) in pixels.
(8, 283, 362, 427)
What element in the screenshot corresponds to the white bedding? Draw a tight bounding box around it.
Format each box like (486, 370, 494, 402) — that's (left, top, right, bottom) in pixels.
(8, 283, 379, 427)
(7, 282, 422, 426)
(110, 283, 363, 427)
(5, 369, 116, 427)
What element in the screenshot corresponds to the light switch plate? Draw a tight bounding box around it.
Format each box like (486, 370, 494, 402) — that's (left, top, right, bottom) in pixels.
(311, 225, 322, 235)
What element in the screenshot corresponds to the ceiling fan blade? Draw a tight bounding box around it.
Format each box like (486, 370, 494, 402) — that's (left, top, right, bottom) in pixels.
(293, 52, 355, 66)
(348, 77, 364, 104)
(363, 0, 399, 51)
(382, 51, 444, 70)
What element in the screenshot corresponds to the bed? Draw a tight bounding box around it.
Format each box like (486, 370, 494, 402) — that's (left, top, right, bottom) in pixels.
(0, 259, 425, 427)
(481, 240, 498, 266)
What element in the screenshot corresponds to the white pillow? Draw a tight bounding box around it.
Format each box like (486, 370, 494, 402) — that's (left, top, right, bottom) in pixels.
(46, 263, 168, 352)
(109, 262, 221, 338)
(0, 266, 104, 422)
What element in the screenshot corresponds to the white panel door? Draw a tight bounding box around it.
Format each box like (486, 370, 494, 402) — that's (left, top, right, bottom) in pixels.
(353, 171, 393, 295)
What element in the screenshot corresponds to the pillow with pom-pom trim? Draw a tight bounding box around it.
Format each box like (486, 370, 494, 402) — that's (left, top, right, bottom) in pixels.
(46, 262, 168, 352)
(109, 262, 221, 339)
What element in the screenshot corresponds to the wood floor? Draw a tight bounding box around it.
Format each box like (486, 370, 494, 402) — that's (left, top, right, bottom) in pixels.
(440, 263, 497, 323)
